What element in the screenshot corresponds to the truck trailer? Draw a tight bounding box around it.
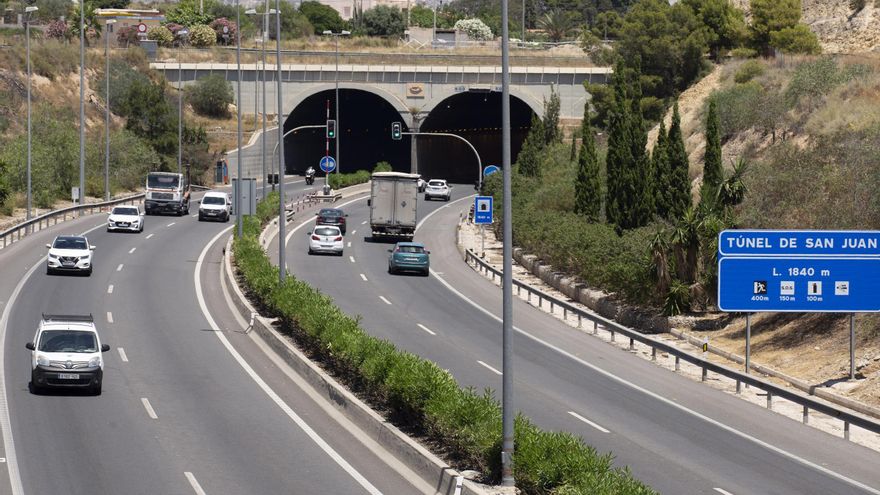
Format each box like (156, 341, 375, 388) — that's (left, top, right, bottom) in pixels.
(368, 172, 420, 241)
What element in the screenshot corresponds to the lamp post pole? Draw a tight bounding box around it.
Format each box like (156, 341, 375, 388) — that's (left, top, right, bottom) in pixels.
(236, 0, 243, 238)
(105, 19, 115, 201)
(79, 0, 85, 212)
(247, 8, 275, 199)
(501, 0, 515, 487)
(176, 28, 188, 176)
(275, 0, 286, 281)
(26, 6, 37, 227)
(323, 30, 349, 174)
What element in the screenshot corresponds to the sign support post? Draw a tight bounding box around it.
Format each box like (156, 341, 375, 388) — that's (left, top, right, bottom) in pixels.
(746, 313, 751, 385)
(851, 313, 856, 380)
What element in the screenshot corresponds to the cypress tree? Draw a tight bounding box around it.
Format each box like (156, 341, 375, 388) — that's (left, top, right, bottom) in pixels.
(542, 89, 562, 145)
(575, 105, 601, 222)
(605, 95, 630, 227)
(667, 101, 691, 220)
(570, 134, 577, 162)
(652, 120, 671, 219)
(517, 114, 544, 177)
(701, 98, 723, 209)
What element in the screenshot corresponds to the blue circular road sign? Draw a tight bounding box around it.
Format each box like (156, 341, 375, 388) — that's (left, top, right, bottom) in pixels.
(483, 165, 501, 177)
(319, 156, 336, 173)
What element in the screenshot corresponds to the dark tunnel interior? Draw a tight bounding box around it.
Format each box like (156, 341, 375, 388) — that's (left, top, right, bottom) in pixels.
(282, 89, 535, 183)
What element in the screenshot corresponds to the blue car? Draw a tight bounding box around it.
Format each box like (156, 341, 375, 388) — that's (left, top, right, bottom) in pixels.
(388, 242, 430, 276)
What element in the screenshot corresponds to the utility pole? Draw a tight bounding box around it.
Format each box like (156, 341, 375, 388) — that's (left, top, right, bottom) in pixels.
(501, 0, 515, 487)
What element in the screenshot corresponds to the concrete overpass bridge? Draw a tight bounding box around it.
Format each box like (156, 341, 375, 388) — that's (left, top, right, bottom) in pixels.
(151, 62, 611, 183)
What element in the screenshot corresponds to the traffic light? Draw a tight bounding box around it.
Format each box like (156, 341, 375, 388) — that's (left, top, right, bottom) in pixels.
(391, 122, 402, 140)
(326, 119, 336, 139)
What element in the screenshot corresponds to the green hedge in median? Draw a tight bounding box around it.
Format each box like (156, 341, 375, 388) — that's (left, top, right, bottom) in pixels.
(231, 192, 656, 495)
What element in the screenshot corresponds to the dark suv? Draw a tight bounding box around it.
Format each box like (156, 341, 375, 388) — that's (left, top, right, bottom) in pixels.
(315, 208, 348, 235)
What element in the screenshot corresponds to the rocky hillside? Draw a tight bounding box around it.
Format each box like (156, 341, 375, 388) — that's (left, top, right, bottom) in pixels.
(733, 0, 880, 53)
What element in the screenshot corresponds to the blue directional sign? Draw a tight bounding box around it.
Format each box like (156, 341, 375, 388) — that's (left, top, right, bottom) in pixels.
(719, 230, 880, 257)
(718, 230, 880, 312)
(717, 257, 880, 312)
(319, 156, 336, 173)
(474, 196, 493, 224)
(483, 165, 501, 177)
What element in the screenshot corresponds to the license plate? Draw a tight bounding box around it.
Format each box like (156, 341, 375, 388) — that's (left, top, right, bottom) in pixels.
(322, 244, 333, 248)
(406, 258, 419, 262)
(62, 262, 74, 267)
(57, 373, 79, 379)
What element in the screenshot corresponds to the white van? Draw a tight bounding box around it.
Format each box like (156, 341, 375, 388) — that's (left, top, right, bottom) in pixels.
(198, 191, 231, 222)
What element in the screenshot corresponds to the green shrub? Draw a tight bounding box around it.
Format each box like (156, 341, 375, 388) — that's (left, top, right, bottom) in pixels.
(373, 161, 392, 173)
(708, 82, 785, 139)
(187, 74, 233, 118)
(147, 25, 174, 47)
(639, 96, 665, 123)
(189, 24, 217, 47)
(729, 47, 758, 59)
(733, 60, 765, 84)
(784, 57, 872, 109)
(327, 169, 370, 189)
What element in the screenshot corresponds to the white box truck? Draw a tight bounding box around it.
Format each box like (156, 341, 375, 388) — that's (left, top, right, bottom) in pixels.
(368, 172, 420, 241)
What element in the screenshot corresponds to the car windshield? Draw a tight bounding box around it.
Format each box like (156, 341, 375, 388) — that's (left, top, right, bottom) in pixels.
(397, 245, 425, 254)
(54, 237, 87, 250)
(428, 181, 445, 187)
(147, 174, 180, 188)
(112, 207, 138, 216)
(319, 209, 342, 217)
(38, 330, 98, 353)
(315, 227, 340, 236)
(203, 196, 226, 205)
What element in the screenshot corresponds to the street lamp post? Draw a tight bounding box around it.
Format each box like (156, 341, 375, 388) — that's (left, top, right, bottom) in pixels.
(77, 0, 85, 211)
(275, 0, 286, 282)
(246, 8, 276, 199)
(25, 5, 37, 227)
(104, 18, 116, 201)
(177, 28, 189, 176)
(236, 0, 243, 238)
(501, 0, 515, 486)
(322, 30, 349, 175)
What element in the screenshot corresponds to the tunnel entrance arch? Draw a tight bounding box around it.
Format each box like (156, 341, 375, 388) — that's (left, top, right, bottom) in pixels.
(417, 92, 536, 185)
(282, 87, 409, 175)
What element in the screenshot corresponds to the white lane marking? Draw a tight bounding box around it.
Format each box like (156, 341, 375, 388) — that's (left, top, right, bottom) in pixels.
(116, 264, 124, 272)
(141, 398, 158, 419)
(428, 270, 880, 495)
(191, 214, 199, 218)
(146, 233, 154, 239)
(106, 312, 114, 324)
(285, 196, 367, 246)
(0, 223, 106, 495)
(360, 274, 368, 282)
(361, 220, 367, 225)
(194, 227, 384, 495)
(185, 472, 207, 495)
(349, 256, 355, 263)
(713, 488, 734, 495)
(351, 230, 356, 235)
(379, 296, 391, 305)
(117, 347, 129, 362)
(568, 411, 610, 433)
(417, 324, 436, 336)
(128, 247, 136, 254)
(416, 194, 473, 230)
(477, 360, 502, 376)
(166, 222, 176, 227)
(347, 241, 351, 248)
(107, 285, 114, 294)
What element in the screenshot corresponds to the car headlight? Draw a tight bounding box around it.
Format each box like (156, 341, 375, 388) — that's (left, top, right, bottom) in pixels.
(36, 355, 50, 367)
(48, 253, 58, 259)
(88, 356, 102, 368)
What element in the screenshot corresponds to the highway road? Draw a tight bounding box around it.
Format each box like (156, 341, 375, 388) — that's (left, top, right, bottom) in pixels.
(0, 179, 426, 495)
(278, 184, 880, 495)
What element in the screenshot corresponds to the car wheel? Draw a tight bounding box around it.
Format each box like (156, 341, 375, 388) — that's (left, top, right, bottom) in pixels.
(423, 269, 430, 277)
(86, 267, 93, 276)
(91, 383, 102, 396)
(45, 266, 52, 275)
(198, 213, 204, 221)
(308, 248, 314, 255)
(388, 264, 394, 274)
(29, 381, 43, 395)
(224, 213, 230, 222)
(424, 195, 430, 201)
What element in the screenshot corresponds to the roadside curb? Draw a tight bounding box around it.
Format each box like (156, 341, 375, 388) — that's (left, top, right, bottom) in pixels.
(222, 183, 492, 495)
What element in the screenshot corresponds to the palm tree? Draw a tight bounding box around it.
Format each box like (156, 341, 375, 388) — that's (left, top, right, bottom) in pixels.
(538, 9, 575, 42)
(717, 157, 749, 209)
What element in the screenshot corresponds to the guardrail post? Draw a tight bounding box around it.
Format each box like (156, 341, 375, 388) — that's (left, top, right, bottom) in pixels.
(563, 307, 567, 320)
(593, 321, 598, 335)
(702, 366, 707, 382)
(736, 380, 741, 394)
(527, 291, 531, 303)
(675, 355, 680, 371)
(538, 295, 542, 308)
(610, 328, 615, 342)
(517, 285, 521, 296)
(550, 300, 554, 313)
(844, 421, 850, 440)
(802, 406, 809, 424)
(766, 392, 773, 410)
(629, 337, 634, 351)
(577, 314, 582, 328)
(651, 348, 656, 361)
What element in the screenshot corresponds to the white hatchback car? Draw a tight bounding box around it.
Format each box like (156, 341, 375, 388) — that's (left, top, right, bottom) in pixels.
(307, 225, 344, 256)
(198, 191, 231, 222)
(46, 235, 95, 276)
(26, 314, 110, 395)
(424, 179, 451, 201)
(107, 205, 144, 232)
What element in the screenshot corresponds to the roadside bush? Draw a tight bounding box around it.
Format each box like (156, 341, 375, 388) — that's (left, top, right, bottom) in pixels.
(209, 18, 237, 45)
(729, 47, 758, 59)
(45, 19, 69, 41)
(189, 24, 216, 47)
(784, 57, 872, 109)
(187, 74, 233, 118)
(232, 193, 658, 494)
(147, 25, 174, 47)
(327, 169, 370, 189)
(30, 40, 79, 79)
(361, 5, 405, 37)
(454, 18, 493, 41)
(116, 25, 140, 47)
(707, 82, 767, 139)
(372, 161, 392, 173)
(733, 59, 765, 83)
(639, 96, 665, 123)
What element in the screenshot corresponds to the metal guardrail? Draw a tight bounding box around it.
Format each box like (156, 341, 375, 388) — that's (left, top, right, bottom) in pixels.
(0, 185, 211, 250)
(463, 248, 880, 441)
